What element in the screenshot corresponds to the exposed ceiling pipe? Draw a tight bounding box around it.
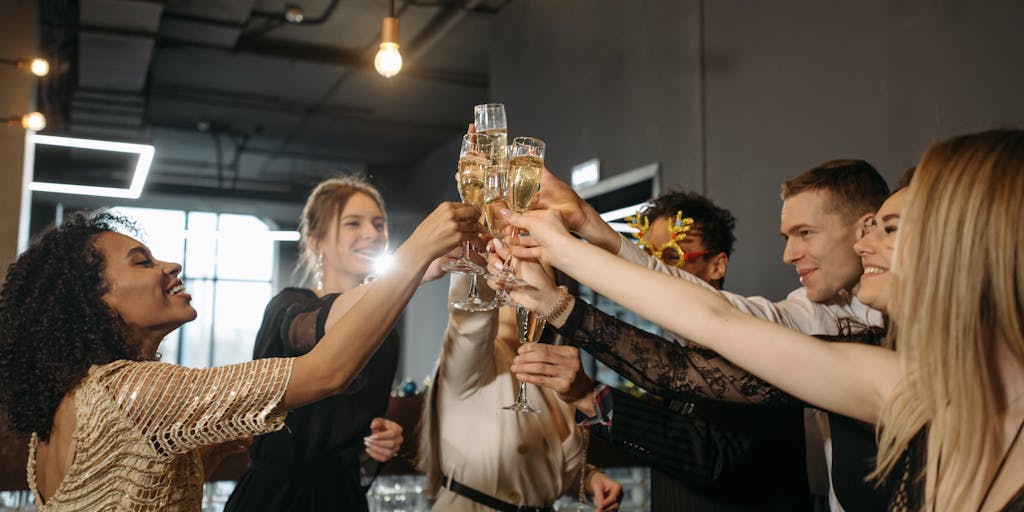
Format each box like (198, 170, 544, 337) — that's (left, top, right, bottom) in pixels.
(254, 0, 496, 174)
(45, 23, 487, 88)
(251, 0, 341, 26)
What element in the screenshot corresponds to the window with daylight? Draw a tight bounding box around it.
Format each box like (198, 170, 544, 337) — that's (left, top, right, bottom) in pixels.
(111, 207, 275, 368)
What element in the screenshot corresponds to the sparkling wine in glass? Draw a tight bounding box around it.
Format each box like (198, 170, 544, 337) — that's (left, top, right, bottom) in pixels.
(443, 133, 498, 276)
(503, 306, 544, 413)
(493, 137, 545, 287)
(481, 164, 518, 308)
(474, 103, 508, 165)
(451, 162, 494, 312)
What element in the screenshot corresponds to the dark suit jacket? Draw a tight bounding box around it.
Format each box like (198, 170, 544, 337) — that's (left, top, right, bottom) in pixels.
(588, 387, 812, 511)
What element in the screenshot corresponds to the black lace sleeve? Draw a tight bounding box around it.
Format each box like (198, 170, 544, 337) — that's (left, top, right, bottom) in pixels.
(281, 292, 340, 356)
(557, 298, 798, 405)
(251, 288, 340, 358)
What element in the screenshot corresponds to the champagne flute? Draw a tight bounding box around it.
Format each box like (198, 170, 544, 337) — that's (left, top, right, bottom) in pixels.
(442, 133, 498, 275)
(492, 136, 545, 287)
(481, 164, 518, 308)
(474, 103, 508, 165)
(503, 306, 544, 413)
(451, 159, 495, 312)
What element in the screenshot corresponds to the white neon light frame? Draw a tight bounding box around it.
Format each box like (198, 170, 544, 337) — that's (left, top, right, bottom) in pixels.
(28, 133, 155, 199)
(177, 229, 300, 242)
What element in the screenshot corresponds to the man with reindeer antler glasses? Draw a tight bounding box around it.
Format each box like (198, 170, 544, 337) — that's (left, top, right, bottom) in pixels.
(626, 197, 732, 289)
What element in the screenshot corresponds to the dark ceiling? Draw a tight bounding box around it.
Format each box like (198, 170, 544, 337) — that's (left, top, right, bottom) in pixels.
(36, 0, 506, 204)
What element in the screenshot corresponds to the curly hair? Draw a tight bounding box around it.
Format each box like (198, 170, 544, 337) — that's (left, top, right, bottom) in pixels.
(640, 189, 737, 257)
(0, 212, 141, 441)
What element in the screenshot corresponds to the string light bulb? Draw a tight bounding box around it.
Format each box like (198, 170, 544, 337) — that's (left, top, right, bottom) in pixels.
(23, 58, 50, 77)
(5, 112, 46, 132)
(373, 1, 402, 78)
(21, 112, 46, 131)
(2, 57, 50, 77)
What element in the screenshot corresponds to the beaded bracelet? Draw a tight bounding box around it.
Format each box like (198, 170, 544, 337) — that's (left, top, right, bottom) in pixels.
(539, 285, 572, 321)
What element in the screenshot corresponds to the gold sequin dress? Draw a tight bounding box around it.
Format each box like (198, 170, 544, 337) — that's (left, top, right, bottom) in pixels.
(26, 357, 293, 511)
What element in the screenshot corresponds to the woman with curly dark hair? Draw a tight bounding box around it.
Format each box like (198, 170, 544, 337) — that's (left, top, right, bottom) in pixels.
(0, 203, 478, 511)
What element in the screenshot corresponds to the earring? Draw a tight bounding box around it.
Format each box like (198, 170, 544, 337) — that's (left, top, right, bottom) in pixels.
(314, 252, 324, 293)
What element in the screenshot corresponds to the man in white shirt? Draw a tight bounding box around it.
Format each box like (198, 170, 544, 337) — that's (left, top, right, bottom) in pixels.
(534, 159, 890, 511)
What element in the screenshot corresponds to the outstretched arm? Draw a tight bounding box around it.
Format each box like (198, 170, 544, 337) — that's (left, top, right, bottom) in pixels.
(531, 167, 624, 253)
(284, 202, 480, 410)
(439, 272, 499, 397)
(502, 247, 794, 406)
(504, 209, 898, 424)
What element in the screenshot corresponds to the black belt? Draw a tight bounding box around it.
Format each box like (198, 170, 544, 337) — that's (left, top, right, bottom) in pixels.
(440, 475, 554, 512)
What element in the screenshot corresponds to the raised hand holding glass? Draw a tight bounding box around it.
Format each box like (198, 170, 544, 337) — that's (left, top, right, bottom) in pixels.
(492, 137, 545, 287)
(442, 132, 497, 276)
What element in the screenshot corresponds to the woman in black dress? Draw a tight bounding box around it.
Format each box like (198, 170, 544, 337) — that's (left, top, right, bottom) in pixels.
(226, 176, 424, 511)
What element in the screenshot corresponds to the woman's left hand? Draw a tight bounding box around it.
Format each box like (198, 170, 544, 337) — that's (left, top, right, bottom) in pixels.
(364, 417, 403, 462)
(586, 470, 623, 512)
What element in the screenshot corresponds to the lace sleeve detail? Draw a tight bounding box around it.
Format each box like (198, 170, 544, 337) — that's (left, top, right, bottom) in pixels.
(101, 358, 293, 457)
(559, 300, 798, 405)
(282, 293, 339, 356)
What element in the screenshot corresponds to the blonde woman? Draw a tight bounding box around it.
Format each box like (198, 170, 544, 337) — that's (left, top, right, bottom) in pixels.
(502, 129, 1024, 511)
(228, 176, 451, 511)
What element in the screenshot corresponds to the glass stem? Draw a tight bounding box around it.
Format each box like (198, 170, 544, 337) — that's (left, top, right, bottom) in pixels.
(468, 273, 480, 300)
(502, 227, 520, 270)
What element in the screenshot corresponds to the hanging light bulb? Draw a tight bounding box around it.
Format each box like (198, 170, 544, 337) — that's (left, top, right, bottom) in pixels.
(26, 58, 50, 77)
(5, 112, 46, 131)
(373, 1, 402, 78)
(3, 57, 50, 77)
(21, 112, 46, 131)
(374, 38, 402, 78)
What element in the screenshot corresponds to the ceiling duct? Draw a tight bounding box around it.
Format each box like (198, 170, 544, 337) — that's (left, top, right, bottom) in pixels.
(72, 0, 163, 136)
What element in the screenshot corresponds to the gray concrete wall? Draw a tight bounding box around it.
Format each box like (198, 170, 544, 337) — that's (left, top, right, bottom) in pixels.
(477, 0, 1024, 300)
(490, 0, 704, 191)
(702, 0, 1024, 297)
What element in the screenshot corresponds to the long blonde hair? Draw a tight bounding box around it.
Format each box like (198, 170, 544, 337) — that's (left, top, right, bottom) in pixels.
(872, 129, 1024, 508)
